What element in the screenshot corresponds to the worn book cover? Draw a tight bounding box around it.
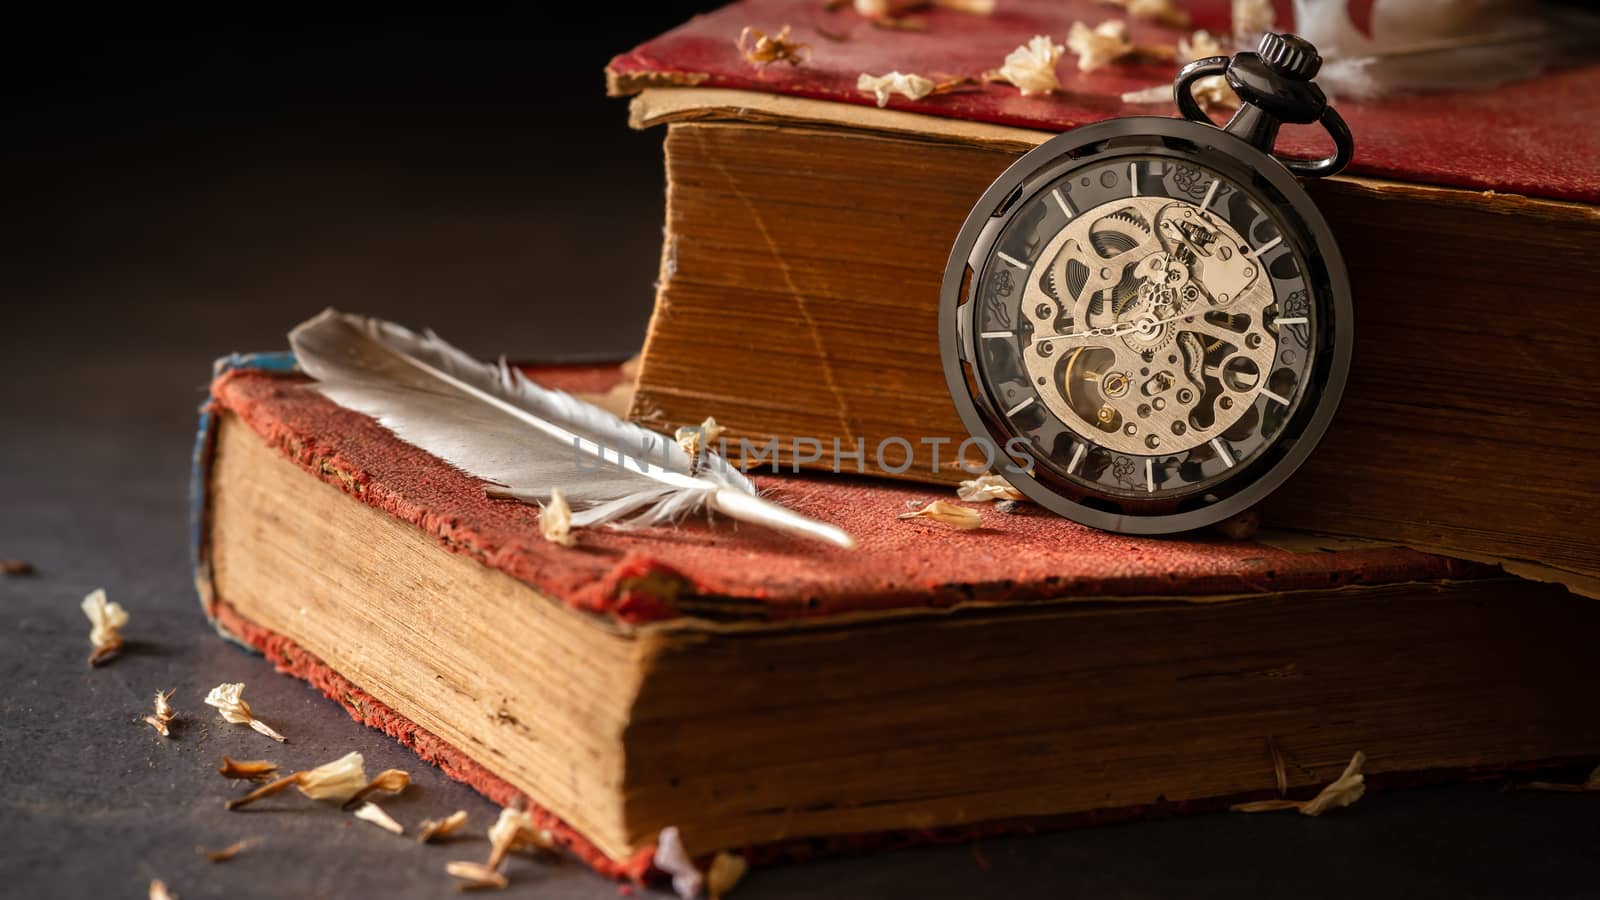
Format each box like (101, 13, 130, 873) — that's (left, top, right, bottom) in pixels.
(606, 0, 1600, 594)
(193, 354, 1600, 882)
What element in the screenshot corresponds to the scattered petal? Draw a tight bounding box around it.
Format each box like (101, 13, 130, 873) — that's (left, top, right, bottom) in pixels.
(487, 804, 557, 868)
(1122, 29, 1238, 109)
(224, 773, 301, 810)
(707, 851, 749, 900)
(227, 752, 367, 810)
(857, 71, 936, 107)
(935, 0, 994, 11)
(540, 488, 577, 548)
(446, 860, 509, 891)
(1097, 0, 1190, 27)
(1232, 751, 1366, 815)
(419, 810, 470, 844)
(675, 416, 728, 474)
(218, 757, 279, 782)
(1301, 751, 1366, 814)
(354, 801, 405, 835)
(1069, 21, 1128, 72)
(738, 25, 809, 68)
(296, 751, 368, 803)
(1182, 28, 1226, 60)
(0, 559, 34, 575)
(898, 500, 982, 530)
(853, 0, 889, 14)
(345, 768, 411, 809)
(654, 827, 703, 900)
(994, 34, 1065, 94)
(81, 588, 128, 666)
(144, 689, 177, 737)
(204, 682, 287, 742)
(149, 879, 176, 900)
(957, 473, 1024, 503)
(1231, 0, 1276, 45)
(202, 838, 259, 863)
(994, 500, 1021, 515)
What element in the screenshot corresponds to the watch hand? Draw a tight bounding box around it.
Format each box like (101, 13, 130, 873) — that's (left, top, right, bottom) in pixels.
(1029, 312, 1195, 345)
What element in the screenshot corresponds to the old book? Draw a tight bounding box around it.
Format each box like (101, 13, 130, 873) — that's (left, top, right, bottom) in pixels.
(607, 0, 1600, 595)
(195, 355, 1600, 881)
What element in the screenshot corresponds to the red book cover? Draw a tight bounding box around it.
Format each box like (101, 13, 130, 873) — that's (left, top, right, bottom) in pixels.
(193, 356, 1559, 883)
(606, 0, 1600, 203)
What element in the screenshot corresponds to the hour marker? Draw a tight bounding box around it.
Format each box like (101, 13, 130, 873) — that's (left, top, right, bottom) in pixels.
(1200, 179, 1220, 211)
(1248, 235, 1283, 257)
(1005, 396, 1036, 417)
(996, 250, 1027, 269)
(1129, 163, 1140, 197)
(1067, 442, 1087, 474)
(1050, 188, 1075, 219)
(1261, 386, 1291, 406)
(980, 330, 1015, 339)
(1275, 316, 1308, 325)
(1211, 438, 1235, 467)
(1144, 458, 1155, 492)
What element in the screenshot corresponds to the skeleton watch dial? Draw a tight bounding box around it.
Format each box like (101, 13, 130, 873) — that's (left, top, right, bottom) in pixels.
(980, 156, 1313, 501)
(941, 48, 1355, 535)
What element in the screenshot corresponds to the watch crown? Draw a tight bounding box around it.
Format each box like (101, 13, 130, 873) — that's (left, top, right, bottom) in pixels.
(1258, 32, 1321, 81)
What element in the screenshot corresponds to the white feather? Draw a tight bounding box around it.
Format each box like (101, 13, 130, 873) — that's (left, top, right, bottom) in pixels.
(1294, 0, 1600, 100)
(288, 310, 854, 548)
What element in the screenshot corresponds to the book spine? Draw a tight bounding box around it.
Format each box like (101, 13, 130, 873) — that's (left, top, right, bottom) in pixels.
(190, 351, 300, 640)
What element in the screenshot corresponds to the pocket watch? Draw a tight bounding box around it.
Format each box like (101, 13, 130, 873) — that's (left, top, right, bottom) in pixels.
(941, 33, 1354, 534)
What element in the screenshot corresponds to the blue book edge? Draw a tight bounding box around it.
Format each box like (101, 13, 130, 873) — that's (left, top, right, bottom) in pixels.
(190, 350, 299, 649)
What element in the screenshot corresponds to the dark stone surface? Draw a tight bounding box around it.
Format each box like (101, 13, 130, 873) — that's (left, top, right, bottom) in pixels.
(1, 11, 1596, 899)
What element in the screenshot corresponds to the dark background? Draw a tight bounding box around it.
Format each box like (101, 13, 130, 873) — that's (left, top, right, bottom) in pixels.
(2, 10, 1596, 899)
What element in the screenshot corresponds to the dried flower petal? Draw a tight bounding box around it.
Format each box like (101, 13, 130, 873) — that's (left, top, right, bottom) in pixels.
(419, 810, 470, 844)
(218, 757, 279, 782)
(1067, 21, 1130, 72)
(345, 768, 411, 809)
(0, 559, 34, 575)
(1232, 751, 1366, 815)
(675, 416, 728, 471)
(707, 851, 749, 900)
(202, 838, 259, 863)
(297, 751, 368, 802)
(204, 682, 287, 742)
(994, 34, 1065, 94)
(856, 71, 936, 107)
(487, 805, 556, 868)
(654, 827, 703, 900)
(446, 860, 509, 891)
(1097, 0, 1190, 27)
(1122, 28, 1238, 109)
(738, 25, 809, 68)
(935, 0, 994, 12)
(540, 488, 577, 548)
(957, 473, 1024, 503)
(853, 0, 889, 14)
(149, 878, 176, 900)
(898, 500, 982, 530)
(1300, 751, 1366, 815)
(1232, 0, 1275, 45)
(81, 588, 128, 666)
(144, 688, 177, 737)
(354, 801, 405, 835)
(224, 773, 301, 810)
